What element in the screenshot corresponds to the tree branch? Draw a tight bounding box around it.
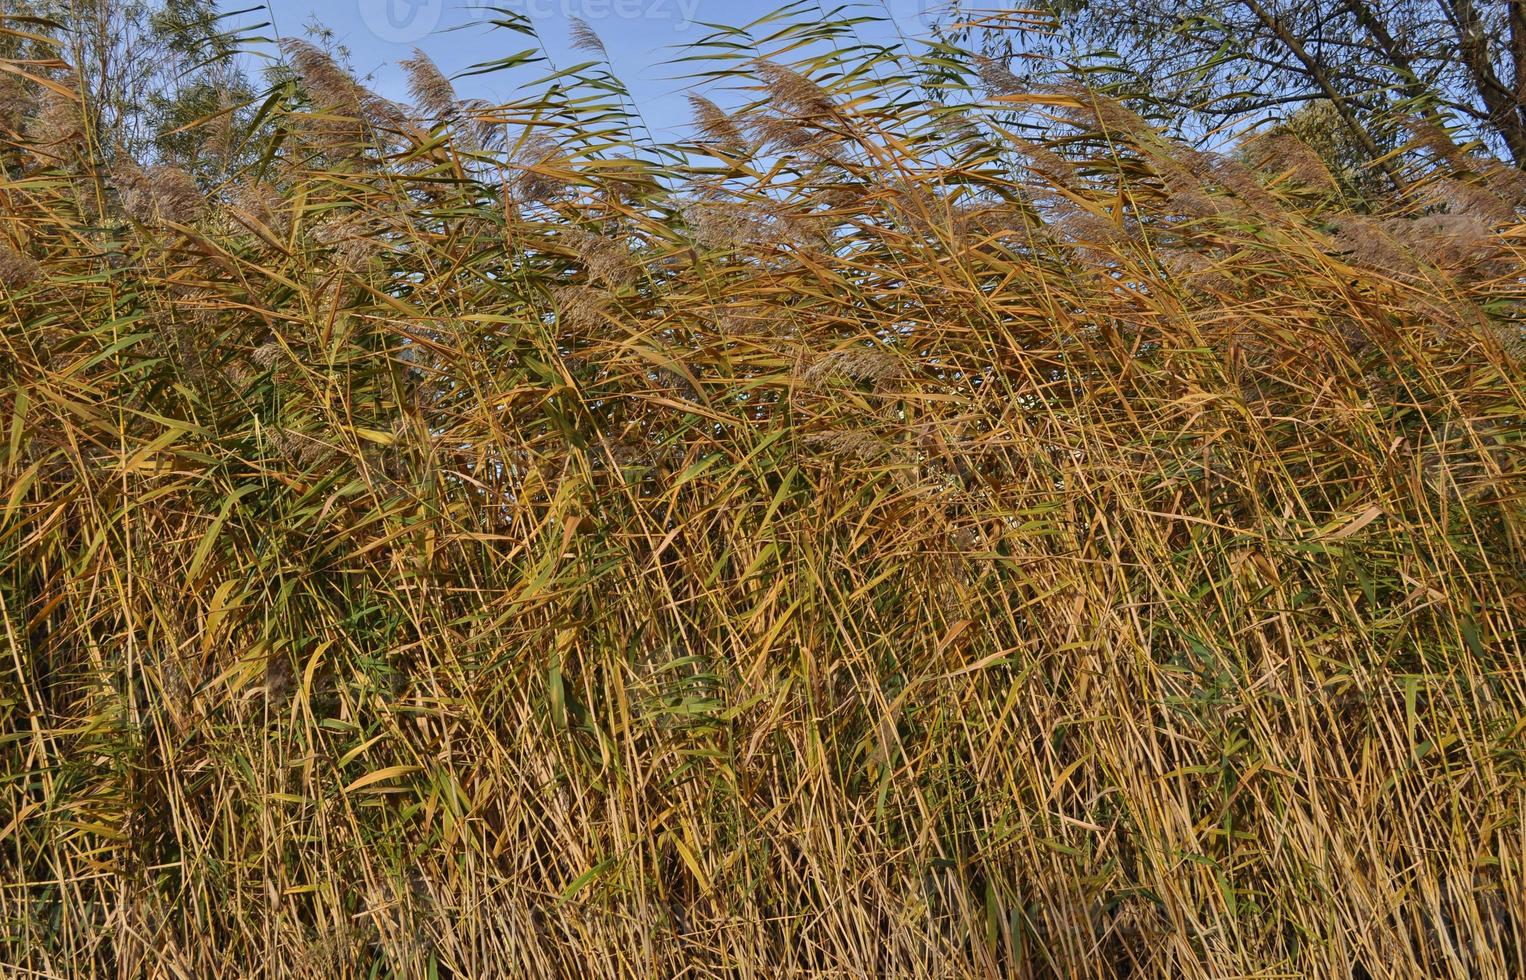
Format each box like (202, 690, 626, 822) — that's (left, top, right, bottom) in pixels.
(1237, 0, 1402, 187)
(1445, 0, 1526, 164)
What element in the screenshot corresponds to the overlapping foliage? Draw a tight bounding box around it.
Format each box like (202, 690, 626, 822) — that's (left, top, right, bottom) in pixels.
(2, 6, 1524, 977)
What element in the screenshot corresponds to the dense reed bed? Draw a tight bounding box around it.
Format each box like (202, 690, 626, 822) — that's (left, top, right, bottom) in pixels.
(2, 8, 1524, 977)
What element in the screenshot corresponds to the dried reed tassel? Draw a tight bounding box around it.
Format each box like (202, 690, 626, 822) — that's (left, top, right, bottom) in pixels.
(280, 38, 405, 154)
(1010, 138, 1081, 193)
(229, 180, 293, 240)
(800, 346, 901, 388)
(756, 61, 835, 117)
(805, 428, 899, 461)
(202, 85, 240, 169)
(0, 243, 39, 288)
(1047, 83, 1152, 138)
(1205, 154, 1285, 218)
(688, 95, 746, 156)
(115, 162, 203, 225)
(0, 69, 28, 134)
(1327, 215, 1416, 275)
(1423, 178, 1516, 224)
(685, 200, 781, 250)
(313, 215, 381, 272)
(553, 284, 614, 333)
(24, 70, 84, 167)
(973, 56, 1022, 97)
(1159, 248, 1237, 294)
(561, 228, 637, 288)
(511, 138, 572, 203)
(401, 49, 459, 124)
(1241, 132, 1340, 194)
(1404, 116, 1473, 171)
(1387, 212, 1508, 277)
(569, 18, 608, 58)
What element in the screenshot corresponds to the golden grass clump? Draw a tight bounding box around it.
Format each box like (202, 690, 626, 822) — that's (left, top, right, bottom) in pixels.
(2, 9, 1525, 979)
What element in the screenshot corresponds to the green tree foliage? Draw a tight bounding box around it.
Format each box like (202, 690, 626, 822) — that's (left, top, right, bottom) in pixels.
(3, 0, 259, 174)
(961, 1, 1526, 181)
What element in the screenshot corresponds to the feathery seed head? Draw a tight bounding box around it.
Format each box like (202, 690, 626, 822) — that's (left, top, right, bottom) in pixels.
(569, 18, 608, 57)
(402, 49, 459, 123)
(756, 62, 835, 117)
(801, 346, 901, 388)
(973, 56, 1022, 97)
(0, 243, 39, 288)
(116, 163, 203, 225)
(688, 94, 747, 154)
(1242, 132, 1339, 194)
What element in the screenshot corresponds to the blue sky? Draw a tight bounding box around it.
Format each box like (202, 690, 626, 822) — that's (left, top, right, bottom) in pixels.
(243, 1, 951, 138)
